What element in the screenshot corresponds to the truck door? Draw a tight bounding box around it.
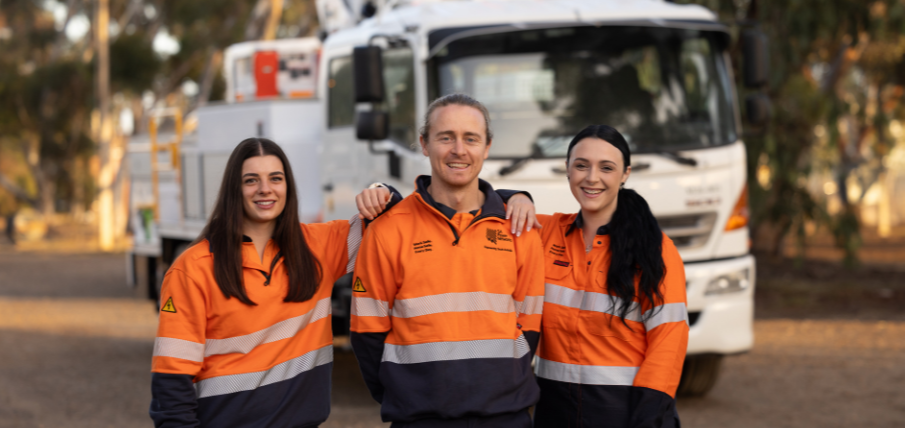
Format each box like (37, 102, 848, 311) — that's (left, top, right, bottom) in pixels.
(321, 45, 421, 221)
(374, 45, 419, 185)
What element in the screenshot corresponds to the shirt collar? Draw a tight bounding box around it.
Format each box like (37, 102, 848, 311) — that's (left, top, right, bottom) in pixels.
(565, 212, 611, 237)
(414, 175, 506, 220)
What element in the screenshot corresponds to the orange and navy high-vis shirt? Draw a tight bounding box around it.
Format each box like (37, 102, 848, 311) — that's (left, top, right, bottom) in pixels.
(350, 176, 545, 424)
(150, 217, 366, 428)
(533, 212, 689, 428)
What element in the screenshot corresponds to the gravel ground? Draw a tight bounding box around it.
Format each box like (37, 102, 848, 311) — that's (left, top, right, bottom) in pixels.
(0, 250, 903, 427)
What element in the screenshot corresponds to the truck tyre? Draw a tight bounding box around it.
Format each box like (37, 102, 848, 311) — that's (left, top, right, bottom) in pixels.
(676, 354, 723, 397)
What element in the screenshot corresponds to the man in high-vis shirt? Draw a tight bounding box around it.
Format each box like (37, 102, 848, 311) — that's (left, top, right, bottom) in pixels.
(350, 94, 546, 427)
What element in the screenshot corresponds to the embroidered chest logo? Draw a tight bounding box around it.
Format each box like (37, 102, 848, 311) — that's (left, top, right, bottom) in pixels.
(484, 229, 514, 252)
(548, 243, 566, 257)
(413, 240, 433, 254)
(553, 260, 570, 267)
(486, 229, 512, 245)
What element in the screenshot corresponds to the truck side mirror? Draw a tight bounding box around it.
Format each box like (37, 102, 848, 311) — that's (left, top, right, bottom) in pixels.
(356, 110, 389, 140)
(353, 45, 385, 103)
(745, 93, 771, 126)
(742, 29, 768, 88)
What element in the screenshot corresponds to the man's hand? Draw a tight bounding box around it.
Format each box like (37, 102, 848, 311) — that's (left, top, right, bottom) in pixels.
(356, 187, 391, 220)
(506, 193, 541, 236)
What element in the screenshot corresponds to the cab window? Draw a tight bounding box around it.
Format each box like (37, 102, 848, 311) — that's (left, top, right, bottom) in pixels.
(382, 47, 416, 149)
(328, 56, 354, 128)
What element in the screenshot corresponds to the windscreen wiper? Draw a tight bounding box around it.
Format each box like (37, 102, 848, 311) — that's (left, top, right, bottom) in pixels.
(499, 154, 535, 176)
(639, 149, 698, 167)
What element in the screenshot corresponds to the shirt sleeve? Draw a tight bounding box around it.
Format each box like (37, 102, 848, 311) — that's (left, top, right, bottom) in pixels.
(495, 189, 533, 203)
(150, 268, 207, 427)
(513, 227, 546, 355)
(349, 227, 399, 403)
(632, 236, 689, 398)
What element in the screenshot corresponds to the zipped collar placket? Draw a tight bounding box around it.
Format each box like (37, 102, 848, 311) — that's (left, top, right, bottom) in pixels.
(240, 235, 284, 286)
(413, 175, 507, 246)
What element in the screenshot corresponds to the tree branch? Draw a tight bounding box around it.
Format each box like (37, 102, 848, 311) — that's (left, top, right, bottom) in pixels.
(0, 172, 38, 206)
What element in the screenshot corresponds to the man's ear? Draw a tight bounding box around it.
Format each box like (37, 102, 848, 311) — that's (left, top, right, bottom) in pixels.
(483, 138, 492, 159)
(420, 135, 429, 157)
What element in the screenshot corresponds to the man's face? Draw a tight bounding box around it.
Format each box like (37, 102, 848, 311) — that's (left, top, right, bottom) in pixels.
(419, 104, 491, 189)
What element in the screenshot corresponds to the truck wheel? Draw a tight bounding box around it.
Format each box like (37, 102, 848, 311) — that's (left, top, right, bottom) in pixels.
(676, 354, 723, 397)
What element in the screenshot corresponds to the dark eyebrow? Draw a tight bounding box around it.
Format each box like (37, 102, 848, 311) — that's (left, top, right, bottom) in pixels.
(572, 157, 618, 165)
(242, 173, 259, 178)
(435, 130, 455, 137)
(269, 171, 284, 176)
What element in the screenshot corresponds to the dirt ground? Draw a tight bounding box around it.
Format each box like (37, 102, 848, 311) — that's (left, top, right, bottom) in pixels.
(0, 249, 903, 427)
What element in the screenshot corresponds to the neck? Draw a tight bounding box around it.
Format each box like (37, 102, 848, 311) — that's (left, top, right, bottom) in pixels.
(580, 198, 617, 246)
(427, 178, 485, 213)
(243, 218, 276, 262)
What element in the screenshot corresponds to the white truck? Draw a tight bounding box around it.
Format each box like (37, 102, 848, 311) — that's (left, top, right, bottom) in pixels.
(317, 0, 768, 396)
(125, 37, 326, 303)
(127, 0, 768, 397)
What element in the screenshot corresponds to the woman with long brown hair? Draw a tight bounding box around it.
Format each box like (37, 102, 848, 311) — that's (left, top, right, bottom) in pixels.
(149, 138, 395, 428)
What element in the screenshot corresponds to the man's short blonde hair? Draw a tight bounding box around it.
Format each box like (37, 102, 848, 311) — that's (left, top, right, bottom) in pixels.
(419, 94, 493, 143)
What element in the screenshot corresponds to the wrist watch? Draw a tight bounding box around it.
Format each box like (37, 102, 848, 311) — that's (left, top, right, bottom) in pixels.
(368, 182, 387, 190)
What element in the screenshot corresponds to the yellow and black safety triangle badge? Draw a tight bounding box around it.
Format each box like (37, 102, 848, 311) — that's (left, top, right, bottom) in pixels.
(161, 297, 177, 313)
(352, 277, 366, 293)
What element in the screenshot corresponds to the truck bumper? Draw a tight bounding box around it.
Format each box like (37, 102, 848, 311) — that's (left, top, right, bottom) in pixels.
(685, 254, 756, 355)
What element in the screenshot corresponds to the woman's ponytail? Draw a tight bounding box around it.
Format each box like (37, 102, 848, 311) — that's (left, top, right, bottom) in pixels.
(607, 188, 666, 325)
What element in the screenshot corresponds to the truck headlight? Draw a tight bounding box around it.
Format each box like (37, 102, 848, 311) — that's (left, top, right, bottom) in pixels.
(705, 268, 750, 295)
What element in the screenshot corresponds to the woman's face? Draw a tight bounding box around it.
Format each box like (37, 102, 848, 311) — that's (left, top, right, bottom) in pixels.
(241, 155, 287, 225)
(567, 137, 630, 216)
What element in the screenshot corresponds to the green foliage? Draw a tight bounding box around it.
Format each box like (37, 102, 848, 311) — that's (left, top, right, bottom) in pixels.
(682, 0, 905, 264)
(111, 33, 161, 94)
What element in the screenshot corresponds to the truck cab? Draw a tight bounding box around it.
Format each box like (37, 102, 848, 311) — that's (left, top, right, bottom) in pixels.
(319, 0, 759, 396)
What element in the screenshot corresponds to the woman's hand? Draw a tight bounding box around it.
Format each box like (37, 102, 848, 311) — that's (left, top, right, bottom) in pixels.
(506, 193, 541, 236)
(356, 187, 391, 220)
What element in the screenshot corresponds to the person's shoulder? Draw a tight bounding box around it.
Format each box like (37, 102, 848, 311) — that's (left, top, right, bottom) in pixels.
(369, 194, 417, 227)
(173, 240, 213, 266)
(660, 233, 683, 263)
(166, 240, 213, 286)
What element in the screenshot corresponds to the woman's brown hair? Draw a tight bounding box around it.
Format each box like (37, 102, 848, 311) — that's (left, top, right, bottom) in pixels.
(197, 138, 322, 305)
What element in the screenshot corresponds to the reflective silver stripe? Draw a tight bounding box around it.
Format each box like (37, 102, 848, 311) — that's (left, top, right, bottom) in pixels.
(392, 292, 514, 318)
(643, 302, 689, 331)
(535, 357, 638, 386)
(194, 345, 333, 399)
(153, 337, 205, 362)
(382, 335, 530, 364)
(545, 283, 641, 322)
(515, 295, 544, 316)
(351, 296, 390, 317)
(204, 298, 331, 357)
(346, 215, 362, 274)
(544, 283, 583, 308)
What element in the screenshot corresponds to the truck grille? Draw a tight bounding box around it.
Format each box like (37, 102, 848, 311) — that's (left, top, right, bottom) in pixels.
(656, 212, 717, 249)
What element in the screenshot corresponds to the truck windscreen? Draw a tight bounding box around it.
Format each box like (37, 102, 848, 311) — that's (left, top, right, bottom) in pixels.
(430, 26, 737, 159)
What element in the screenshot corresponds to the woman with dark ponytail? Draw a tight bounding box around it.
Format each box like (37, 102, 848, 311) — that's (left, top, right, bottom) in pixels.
(505, 125, 688, 427)
(149, 138, 398, 428)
